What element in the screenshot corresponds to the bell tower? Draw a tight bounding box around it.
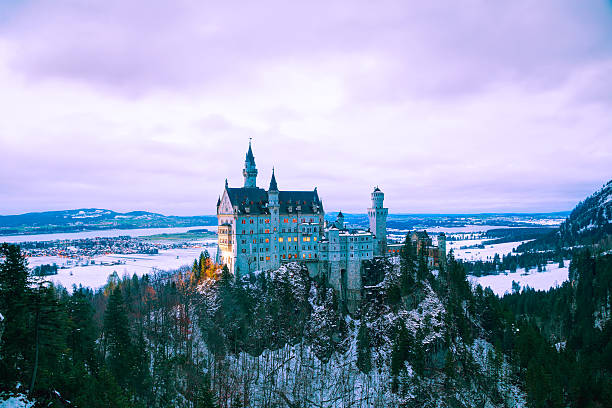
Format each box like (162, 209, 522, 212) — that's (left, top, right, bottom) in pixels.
(243, 139, 258, 188)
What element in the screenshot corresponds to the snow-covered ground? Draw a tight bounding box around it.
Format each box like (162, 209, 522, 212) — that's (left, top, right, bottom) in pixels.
(450, 240, 531, 262)
(32, 244, 216, 291)
(0, 225, 217, 243)
(469, 262, 569, 296)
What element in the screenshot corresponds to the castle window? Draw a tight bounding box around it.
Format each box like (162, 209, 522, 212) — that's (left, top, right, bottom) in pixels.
(273, 227, 277, 231)
(284, 218, 288, 223)
(265, 229, 270, 233)
(265, 247, 269, 252)
(250, 230, 253, 234)
(314, 237, 317, 241)
(242, 231, 245, 234)
(283, 254, 286, 259)
(241, 249, 246, 253)
(250, 219, 254, 224)
(260, 256, 264, 261)
(303, 254, 306, 259)
(242, 220, 246, 224)
(288, 254, 292, 259)
(266, 256, 270, 261)
(254, 257, 257, 261)
(253, 239, 256, 244)
(292, 218, 297, 223)
(279, 237, 283, 242)
(265, 238, 269, 243)
(265, 219, 270, 223)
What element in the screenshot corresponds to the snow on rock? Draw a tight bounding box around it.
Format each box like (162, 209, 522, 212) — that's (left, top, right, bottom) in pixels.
(0, 394, 35, 408)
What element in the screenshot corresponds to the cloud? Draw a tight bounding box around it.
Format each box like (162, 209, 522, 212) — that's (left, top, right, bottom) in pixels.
(0, 1, 611, 215)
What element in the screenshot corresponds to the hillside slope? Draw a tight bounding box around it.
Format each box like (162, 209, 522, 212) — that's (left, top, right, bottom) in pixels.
(519, 180, 612, 252)
(0, 208, 216, 235)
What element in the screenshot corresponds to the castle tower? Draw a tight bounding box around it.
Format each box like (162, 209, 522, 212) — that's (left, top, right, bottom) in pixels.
(368, 186, 388, 257)
(268, 168, 281, 269)
(243, 140, 258, 187)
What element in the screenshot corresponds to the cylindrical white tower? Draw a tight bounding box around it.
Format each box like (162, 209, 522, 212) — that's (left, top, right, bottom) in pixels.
(368, 187, 388, 257)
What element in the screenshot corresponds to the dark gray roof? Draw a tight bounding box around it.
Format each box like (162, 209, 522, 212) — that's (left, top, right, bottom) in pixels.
(225, 187, 322, 215)
(278, 190, 322, 214)
(226, 187, 269, 215)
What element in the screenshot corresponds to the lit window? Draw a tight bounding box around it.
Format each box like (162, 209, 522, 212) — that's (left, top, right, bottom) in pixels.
(273, 227, 277, 232)
(250, 219, 254, 224)
(242, 220, 246, 224)
(292, 218, 297, 223)
(309, 253, 312, 258)
(266, 256, 270, 261)
(314, 237, 317, 241)
(250, 230, 253, 234)
(284, 218, 288, 223)
(265, 219, 270, 223)
(253, 239, 256, 244)
(303, 254, 306, 259)
(265, 238, 269, 243)
(279, 237, 284, 242)
(265, 229, 270, 233)
(288, 254, 292, 259)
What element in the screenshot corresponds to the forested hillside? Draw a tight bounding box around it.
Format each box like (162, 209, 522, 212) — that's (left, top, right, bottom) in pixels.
(1, 239, 611, 407)
(519, 180, 612, 252)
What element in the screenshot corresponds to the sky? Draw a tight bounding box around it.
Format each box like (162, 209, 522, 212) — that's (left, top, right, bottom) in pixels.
(0, 0, 611, 216)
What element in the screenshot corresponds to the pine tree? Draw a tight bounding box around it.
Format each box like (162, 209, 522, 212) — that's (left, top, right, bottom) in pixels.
(356, 319, 372, 374)
(103, 287, 132, 388)
(0, 243, 32, 387)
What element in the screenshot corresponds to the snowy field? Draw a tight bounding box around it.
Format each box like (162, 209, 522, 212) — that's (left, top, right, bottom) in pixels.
(469, 262, 569, 296)
(34, 244, 217, 291)
(449, 240, 532, 262)
(0, 225, 217, 243)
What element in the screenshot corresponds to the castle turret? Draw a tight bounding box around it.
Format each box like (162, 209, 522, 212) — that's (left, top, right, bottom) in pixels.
(336, 211, 345, 229)
(268, 167, 279, 206)
(243, 140, 258, 187)
(368, 186, 388, 257)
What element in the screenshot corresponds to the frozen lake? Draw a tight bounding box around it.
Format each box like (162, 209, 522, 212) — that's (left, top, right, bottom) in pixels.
(469, 262, 569, 296)
(0, 225, 218, 243)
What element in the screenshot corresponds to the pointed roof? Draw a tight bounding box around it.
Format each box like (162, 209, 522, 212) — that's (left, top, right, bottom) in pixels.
(373, 186, 381, 192)
(245, 140, 255, 165)
(337, 210, 344, 218)
(269, 167, 278, 191)
(216, 196, 221, 207)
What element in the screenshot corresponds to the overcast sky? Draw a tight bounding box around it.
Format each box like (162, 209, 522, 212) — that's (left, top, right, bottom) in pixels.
(0, 1, 611, 216)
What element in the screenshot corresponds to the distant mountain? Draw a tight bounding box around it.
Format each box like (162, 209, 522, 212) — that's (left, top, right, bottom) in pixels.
(519, 180, 612, 251)
(0, 208, 217, 236)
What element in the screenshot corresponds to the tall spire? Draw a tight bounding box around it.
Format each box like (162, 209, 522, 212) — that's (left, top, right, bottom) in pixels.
(269, 167, 278, 191)
(246, 138, 255, 165)
(243, 139, 258, 188)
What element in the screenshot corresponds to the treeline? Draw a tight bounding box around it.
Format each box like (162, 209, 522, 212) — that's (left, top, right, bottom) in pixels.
(482, 227, 556, 245)
(499, 252, 612, 407)
(458, 248, 576, 276)
(0, 244, 219, 407)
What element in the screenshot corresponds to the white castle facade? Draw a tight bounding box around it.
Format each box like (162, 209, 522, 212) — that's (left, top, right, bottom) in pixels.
(216, 142, 388, 306)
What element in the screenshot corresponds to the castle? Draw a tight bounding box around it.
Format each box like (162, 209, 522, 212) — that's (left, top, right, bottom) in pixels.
(216, 142, 444, 307)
